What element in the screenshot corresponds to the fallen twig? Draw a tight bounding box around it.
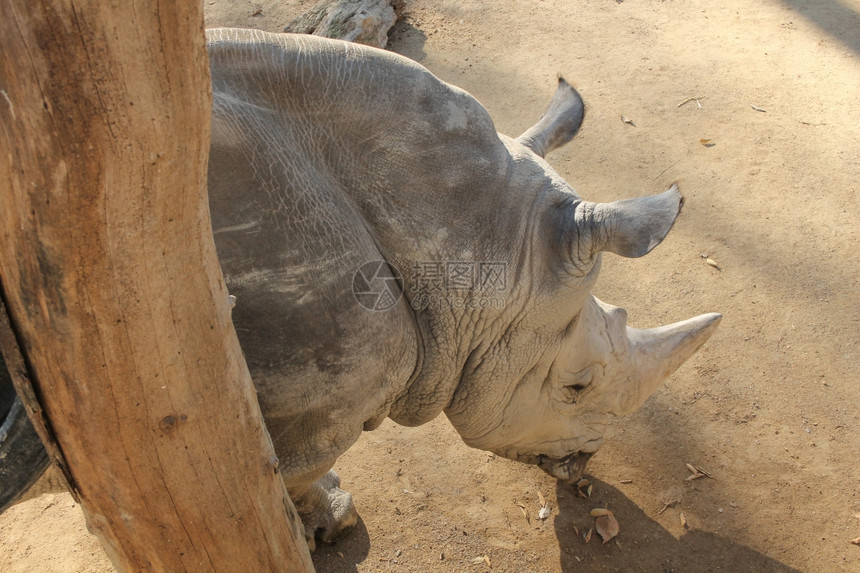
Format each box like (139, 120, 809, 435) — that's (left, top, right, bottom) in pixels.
(658, 499, 680, 515)
(653, 158, 681, 180)
(678, 96, 705, 108)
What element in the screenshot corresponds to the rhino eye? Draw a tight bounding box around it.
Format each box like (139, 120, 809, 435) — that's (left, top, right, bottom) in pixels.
(559, 365, 596, 404)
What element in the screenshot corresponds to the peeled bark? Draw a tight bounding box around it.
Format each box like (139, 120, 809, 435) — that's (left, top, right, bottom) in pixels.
(0, 1, 313, 571)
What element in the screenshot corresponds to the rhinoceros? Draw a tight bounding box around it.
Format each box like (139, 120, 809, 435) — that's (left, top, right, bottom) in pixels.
(0, 28, 720, 551)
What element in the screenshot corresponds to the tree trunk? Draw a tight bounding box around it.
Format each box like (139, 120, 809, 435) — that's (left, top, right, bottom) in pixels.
(0, 1, 313, 571)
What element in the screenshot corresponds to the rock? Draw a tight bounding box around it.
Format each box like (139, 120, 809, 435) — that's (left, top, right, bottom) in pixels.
(284, 0, 406, 49)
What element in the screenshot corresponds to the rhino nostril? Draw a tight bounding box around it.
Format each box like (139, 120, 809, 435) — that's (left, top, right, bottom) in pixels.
(561, 384, 585, 403)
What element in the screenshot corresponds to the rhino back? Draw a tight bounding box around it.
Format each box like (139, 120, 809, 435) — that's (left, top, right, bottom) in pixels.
(205, 29, 510, 265)
(205, 30, 553, 474)
(207, 31, 419, 485)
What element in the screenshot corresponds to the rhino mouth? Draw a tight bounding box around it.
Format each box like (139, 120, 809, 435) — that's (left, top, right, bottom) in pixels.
(536, 451, 593, 484)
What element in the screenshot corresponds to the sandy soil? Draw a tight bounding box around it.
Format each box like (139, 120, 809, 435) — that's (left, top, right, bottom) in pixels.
(2, 1, 858, 571)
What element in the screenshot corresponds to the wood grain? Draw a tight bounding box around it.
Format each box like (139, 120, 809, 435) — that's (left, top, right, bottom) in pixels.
(0, 2, 313, 570)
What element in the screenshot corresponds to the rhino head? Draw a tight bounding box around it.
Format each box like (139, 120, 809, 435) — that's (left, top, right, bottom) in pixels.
(446, 274, 721, 483)
(395, 79, 722, 484)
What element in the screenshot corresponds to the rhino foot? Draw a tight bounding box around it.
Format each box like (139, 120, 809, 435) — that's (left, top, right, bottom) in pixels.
(289, 470, 358, 552)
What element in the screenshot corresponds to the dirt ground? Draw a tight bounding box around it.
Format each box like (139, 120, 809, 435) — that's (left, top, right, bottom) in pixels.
(1, 0, 858, 571)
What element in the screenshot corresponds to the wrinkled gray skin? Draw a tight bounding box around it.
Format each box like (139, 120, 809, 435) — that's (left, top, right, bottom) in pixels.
(204, 29, 721, 550)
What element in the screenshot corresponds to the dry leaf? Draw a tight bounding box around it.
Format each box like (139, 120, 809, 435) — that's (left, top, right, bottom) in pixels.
(620, 479, 633, 484)
(516, 502, 531, 524)
(471, 556, 486, 564)
(696, 465, 714, 479)
(680, 512, 688, 528)
(574, 525, 580, 536)
(538, 491, 546, 507)
(484, 555, 491, 566)
(590, 508, 612, 517)
(685, 463, 698, 474)
(699, 138, 715, 147)
(538, 505, 551, 520)
(750, 104, 767, 112)
(585, 528, 593, 543)
(850, 536, 860, 545)
(575, 479, 591, 498)
(621, 115, 636, 126)
(595, 512, 620, 544)
(706, 258, 722, 271)
(685, 472, 706, 481)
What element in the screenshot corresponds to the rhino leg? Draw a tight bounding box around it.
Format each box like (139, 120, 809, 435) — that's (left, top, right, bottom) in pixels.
(288, 470, 358, 552)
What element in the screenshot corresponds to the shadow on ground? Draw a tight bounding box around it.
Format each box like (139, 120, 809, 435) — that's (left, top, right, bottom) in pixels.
(779, 0, 860, 56)
(553, 478, 800, 572)
(311, 516, 371, 572)
(388, 17, 428, 62)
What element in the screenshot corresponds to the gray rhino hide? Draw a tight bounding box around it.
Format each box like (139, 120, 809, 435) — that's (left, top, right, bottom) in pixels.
(205, 28, 719, 544)
(208, 29, 518, 484)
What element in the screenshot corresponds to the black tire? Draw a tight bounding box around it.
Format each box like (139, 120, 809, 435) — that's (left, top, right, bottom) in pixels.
(0, 354, 50, 514)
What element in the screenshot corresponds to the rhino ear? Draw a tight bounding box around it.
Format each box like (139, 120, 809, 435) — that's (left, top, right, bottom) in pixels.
(569, 184, 683, 263)
(516, 76, 584, 158)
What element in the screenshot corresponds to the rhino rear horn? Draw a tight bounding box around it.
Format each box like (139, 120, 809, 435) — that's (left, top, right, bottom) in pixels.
(568, 184, 683, 265)
(516, 76, 585, 158)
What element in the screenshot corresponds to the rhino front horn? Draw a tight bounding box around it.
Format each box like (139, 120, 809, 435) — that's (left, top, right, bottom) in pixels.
(619, 312, 722, 415)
